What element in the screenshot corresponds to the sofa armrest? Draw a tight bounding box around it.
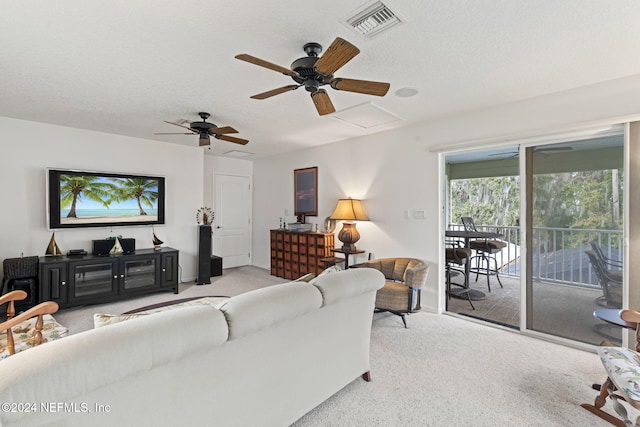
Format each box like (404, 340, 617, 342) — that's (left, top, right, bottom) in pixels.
(312, 269, 385, 306)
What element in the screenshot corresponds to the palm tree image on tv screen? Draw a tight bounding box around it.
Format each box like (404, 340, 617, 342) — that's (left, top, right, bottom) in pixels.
(59, 174, 160, 225)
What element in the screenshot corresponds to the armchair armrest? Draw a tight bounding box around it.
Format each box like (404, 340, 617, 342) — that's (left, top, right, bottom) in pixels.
(0, 301, 59, 356)
(405, 264, 430, 289)
(0, 290, 28, 319)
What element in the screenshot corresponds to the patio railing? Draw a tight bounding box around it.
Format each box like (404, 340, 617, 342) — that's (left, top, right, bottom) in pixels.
(447, 224, 623, 289)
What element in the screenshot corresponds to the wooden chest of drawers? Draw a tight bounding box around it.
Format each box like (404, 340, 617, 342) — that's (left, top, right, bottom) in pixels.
(270, 230, 335, 280)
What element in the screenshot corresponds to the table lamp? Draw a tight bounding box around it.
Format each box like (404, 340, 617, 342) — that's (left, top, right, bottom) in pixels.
(329, 198, 369, 251)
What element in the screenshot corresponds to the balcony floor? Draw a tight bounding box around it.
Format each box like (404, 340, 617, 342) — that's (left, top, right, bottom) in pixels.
(446, 272, 622, 346)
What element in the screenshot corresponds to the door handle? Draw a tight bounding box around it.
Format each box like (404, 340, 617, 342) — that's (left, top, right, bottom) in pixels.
(216, 226, 222, 229)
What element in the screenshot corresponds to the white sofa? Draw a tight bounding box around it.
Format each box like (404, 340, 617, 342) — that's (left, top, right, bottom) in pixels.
(0, 268, 384, 427)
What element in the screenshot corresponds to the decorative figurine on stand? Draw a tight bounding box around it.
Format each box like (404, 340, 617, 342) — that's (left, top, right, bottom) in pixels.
(152, 226, 164, 250)
(45, 232, 63, 256)
(196, 207, 214, 226)
(109, 237, 124, 255)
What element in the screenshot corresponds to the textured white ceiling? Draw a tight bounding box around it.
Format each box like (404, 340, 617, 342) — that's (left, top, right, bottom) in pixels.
(2, 1, 640, 158)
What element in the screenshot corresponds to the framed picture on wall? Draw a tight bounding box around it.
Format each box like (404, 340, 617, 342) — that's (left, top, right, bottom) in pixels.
(294, 167, 318, 222)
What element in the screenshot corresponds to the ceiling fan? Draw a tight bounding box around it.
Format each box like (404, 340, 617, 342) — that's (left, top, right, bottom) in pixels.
(235, 37, 391, 116)
(489, 146, 573, 159)
(155, 112, 249, 146)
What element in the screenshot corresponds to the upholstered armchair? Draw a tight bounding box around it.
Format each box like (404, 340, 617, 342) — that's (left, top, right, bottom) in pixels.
(351, 258, 429, 328)
(582, 309, 640, 425)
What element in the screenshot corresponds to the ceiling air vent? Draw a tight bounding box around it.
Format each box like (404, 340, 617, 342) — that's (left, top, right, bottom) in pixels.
(345, 1, 403, 39)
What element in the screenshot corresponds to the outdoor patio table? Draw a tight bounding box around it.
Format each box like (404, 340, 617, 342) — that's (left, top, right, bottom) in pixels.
(445, 229, 502, 300)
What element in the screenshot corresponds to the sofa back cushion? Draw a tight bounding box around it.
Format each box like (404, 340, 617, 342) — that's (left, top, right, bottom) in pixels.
(220, 281, 323, 340)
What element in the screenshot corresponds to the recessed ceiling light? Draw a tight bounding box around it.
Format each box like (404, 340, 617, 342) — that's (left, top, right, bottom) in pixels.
(395, 87, 418, 98)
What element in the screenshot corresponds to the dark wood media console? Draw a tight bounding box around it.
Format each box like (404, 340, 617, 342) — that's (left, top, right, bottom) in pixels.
(38, 247, 179, 309)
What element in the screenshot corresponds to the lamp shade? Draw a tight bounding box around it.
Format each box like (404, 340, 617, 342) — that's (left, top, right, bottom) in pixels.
(329, 198, 369, 221)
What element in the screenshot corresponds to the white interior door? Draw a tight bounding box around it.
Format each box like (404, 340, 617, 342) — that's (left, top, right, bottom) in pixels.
(213, 174, 251, 268)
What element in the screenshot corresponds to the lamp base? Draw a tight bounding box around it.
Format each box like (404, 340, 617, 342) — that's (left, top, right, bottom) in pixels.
(337, 222, 360, 252)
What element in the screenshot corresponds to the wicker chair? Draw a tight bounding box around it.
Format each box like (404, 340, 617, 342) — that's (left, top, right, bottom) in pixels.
(1, 256, 39, 312)
(351, 258, 429, 328)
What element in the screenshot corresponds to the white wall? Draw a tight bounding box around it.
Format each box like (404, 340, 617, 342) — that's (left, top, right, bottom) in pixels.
(252, 127, 440, 308)
(252, 74, 640, 314)
(0, 117, 203, 282)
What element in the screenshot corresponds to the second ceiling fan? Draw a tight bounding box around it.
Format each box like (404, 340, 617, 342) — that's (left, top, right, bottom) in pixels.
(235, 37, 391, 116)
(156, 112, 249, 146)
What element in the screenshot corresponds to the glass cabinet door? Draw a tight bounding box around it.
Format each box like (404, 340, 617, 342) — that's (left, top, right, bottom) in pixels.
(122, 257, 157, 291)
(70, 261, 118, 301)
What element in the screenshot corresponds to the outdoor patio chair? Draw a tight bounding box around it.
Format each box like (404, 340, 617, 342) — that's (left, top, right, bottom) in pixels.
(445, 241, 474, 310)
(590, 241, 623, 272)
(586, 250, 622, 308)
(460, 216, 506, 291)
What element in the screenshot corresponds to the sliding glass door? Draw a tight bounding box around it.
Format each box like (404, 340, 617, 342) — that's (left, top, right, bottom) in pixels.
(444, 147, 521, 328)
(444, 127, 626, 347)
(524, 133, 624, 345)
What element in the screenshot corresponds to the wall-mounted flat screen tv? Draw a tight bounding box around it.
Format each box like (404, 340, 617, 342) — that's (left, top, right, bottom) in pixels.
(47, 169, 166, 229)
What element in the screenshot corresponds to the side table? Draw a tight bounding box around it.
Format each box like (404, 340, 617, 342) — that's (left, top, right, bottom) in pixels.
(319, 257, 345, 269)
(331, 248, 365, 269)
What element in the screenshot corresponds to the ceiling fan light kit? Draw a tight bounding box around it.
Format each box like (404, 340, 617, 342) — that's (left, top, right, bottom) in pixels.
(235, 37, 391, 116)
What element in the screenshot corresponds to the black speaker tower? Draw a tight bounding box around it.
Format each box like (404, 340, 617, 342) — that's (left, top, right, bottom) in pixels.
(196, 225, 212, 285)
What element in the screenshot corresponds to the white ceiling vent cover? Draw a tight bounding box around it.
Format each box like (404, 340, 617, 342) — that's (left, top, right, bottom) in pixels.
(332, 102, 401, 129)
(344, 1, 404, 39)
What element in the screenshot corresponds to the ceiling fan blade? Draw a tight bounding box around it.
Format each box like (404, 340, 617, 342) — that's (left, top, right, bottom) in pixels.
(216, 135, 249, 145)
(199, 134, 210, 147)
(330, 78, 390, 97)
(311, 89, 335, 116)
(314, 37, 360, 75)
(250, 85, 301, 100)
(209, 126, 238, 135)
(154, 132, 195, 135)
(235, 54, 299, 77)
(164, 121, 198, 133)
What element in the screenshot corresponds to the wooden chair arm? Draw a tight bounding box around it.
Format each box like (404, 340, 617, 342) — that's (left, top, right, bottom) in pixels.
(0, 290, 28, 306)
(0, 290, 28, 320)
(0, 301, 59, 332)
(620, 310, 640, 324)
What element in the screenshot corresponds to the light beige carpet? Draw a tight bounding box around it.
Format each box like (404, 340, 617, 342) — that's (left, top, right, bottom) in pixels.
(52, 266, 630, 426)
(294, 310, 625, 426)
